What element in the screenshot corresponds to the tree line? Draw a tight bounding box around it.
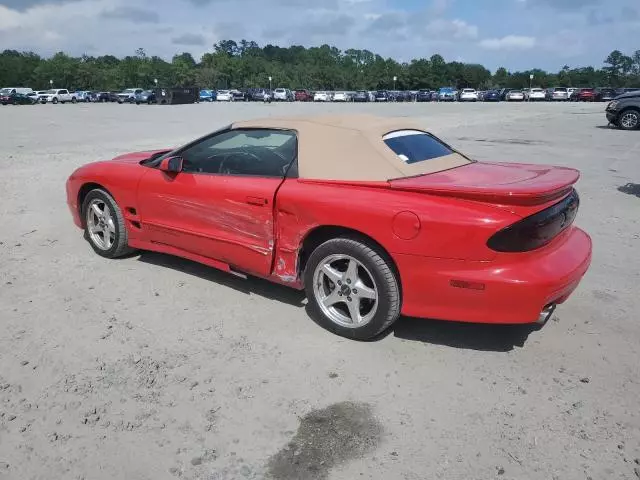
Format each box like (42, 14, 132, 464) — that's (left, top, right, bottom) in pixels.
(1, 40, 639, 92)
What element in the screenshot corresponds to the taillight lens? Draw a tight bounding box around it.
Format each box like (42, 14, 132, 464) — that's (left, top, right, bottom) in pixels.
(487, 189, 579, 252)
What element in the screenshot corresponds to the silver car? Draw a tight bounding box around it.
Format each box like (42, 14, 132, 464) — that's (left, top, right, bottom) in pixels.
(547, 87, 568, 101)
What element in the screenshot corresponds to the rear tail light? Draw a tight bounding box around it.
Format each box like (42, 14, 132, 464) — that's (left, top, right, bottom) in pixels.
(487, 189, 579, 252)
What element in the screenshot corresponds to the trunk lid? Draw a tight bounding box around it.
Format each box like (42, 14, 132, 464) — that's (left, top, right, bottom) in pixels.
(389, 162, 580, 207)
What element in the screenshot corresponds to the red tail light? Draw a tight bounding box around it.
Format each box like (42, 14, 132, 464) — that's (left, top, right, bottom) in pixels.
(487, 190, 579, 252)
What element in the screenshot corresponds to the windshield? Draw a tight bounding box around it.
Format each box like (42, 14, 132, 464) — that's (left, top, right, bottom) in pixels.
(123, 89, 136, 94)
(0, 88, 12, 94)
(45, 89, 57, 94)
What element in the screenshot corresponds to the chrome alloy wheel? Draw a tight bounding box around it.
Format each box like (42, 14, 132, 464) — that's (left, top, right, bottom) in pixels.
(86, 198, 115, 250)
(312, 254, 378, 328)
(620, 112, 639, 129)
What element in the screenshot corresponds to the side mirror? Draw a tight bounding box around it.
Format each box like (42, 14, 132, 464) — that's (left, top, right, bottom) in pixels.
(159, 156, 183, 173)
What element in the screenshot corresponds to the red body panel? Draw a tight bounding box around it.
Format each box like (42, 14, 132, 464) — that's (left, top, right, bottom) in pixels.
(66, 152, 592, 325)
(136, 169, 280, 277)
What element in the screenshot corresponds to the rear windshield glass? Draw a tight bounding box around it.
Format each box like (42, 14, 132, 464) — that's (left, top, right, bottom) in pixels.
(383, 130, 454, 164)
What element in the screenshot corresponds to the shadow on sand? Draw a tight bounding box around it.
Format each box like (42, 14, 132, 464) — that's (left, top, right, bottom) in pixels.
(138, 251, 541, 352)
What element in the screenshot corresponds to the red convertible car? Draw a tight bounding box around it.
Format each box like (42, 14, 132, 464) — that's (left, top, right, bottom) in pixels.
(66, 114, 592, 340)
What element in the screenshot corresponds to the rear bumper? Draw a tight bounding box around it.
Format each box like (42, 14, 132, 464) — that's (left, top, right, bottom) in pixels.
(396, 227, 592, 324)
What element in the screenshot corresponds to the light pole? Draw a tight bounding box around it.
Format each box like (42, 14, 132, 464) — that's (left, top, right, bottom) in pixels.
(393, 76, 397, 91)
(268, 76, 272, 92)
(529, 73, 533, 101)
(154, 78, 158, 88)
(49, 79, 53, 88)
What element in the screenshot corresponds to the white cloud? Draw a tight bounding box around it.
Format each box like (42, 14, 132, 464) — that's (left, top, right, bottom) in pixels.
(479, 35, 537, 50)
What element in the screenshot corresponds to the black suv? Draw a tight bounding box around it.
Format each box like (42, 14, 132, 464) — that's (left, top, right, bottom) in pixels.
(605, 91, 640, 130)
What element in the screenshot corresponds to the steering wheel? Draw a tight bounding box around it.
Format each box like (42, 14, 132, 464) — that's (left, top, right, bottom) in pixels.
(219, 151, 262, 175)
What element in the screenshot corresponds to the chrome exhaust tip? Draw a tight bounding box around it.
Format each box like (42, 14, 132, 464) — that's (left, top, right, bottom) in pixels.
(537, 304, 557, 325)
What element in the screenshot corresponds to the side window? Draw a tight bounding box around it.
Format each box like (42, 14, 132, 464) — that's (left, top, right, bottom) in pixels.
(180, 129, 297, 178)
(61, 90, 68, 94)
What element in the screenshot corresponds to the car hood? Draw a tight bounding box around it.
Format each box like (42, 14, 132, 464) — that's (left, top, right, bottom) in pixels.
(110, 149, 172, 164)
(389, 161, 580, 207)
(615, 91, 640, 100)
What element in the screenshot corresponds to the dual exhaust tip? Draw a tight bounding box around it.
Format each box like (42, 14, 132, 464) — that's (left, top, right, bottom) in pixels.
(537, 304, 557, 325)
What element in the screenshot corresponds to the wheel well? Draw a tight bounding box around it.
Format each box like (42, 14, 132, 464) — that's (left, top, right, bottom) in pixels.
(620, 106, 640, 114)
(298, 226, 402, 294)
(77, 183, 109, 224)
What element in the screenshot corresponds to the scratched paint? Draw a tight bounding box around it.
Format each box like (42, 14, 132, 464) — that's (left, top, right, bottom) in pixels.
(155, 193, 272, 243)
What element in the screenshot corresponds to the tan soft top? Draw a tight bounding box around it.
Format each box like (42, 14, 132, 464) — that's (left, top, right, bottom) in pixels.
(231, 114, 470, 181)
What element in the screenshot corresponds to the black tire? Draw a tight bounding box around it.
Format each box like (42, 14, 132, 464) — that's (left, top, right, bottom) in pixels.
(52, 98, 58, 104)
(82, 189, 135, 259)
(618, 108, 640, 131)
(304, 237, 401, 340)
(71, 97, 77, 104)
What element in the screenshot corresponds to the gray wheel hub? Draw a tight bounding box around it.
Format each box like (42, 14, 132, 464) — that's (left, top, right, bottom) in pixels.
(312, 254, 379, 328)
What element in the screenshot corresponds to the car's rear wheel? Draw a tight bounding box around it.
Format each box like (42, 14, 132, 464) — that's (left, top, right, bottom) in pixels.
(304, 237, 401, 340)
(52, 98, 58, 104)
(82, 189, 134, 259)
(619, 109, 640, 130)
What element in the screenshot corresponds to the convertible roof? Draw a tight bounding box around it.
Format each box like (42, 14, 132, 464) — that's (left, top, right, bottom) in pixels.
(231, 114, 470, 181)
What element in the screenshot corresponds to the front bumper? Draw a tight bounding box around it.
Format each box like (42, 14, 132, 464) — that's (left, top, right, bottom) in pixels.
(395, 227, 592, 324)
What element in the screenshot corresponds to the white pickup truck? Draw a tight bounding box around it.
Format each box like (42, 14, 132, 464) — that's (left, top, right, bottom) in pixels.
(41, 89, 76, 104)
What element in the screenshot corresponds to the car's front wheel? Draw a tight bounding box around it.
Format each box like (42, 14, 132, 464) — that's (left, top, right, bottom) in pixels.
(618, 109, 640, 130)
(304, 237, 401, 340)
(82, 189, 134, 258)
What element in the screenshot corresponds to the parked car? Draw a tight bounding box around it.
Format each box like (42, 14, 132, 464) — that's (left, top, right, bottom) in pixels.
(574, 88, 597, 102)
(416, 89, 431, 102)
(526, 88, 546, 101)
(374, 90, 389, 102)
(313, 91, 331, 102)
(352, 91, 370, 102)
(230, 89, 246, 101)
(0, 87, 34, 96)
(41, 89, 76, 104)
(273, 88, 292, 101)
(0, 92, 37, 105)
(483, 90, 501, 102)
(216, 90, 233, 102)
(117, 88, 144, 104)
(546, 87, 569, 101)
(505, 90, 525, 101)
(66, 114, 592, 340)
(135, 90, 156, 104)
(294, 90, 313, 102)
(605, 90, 640, 130)
(92, 92, 111, 102)
(597, 88, 617, 102)
(438, 87, 457, 101)
(458, 88, 478, 102)
(333, 91, 349, 102)
(74, 91, 93, 103)
(567, 88, 580, 101)
(250, 89, 271, 101)
(199, 89, 216, 102)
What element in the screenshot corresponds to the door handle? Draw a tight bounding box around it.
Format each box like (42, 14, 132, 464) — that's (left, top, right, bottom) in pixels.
(246, 196, 268, 206)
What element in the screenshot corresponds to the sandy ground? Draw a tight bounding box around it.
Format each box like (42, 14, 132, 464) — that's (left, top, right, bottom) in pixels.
(1, 101, 639, 480)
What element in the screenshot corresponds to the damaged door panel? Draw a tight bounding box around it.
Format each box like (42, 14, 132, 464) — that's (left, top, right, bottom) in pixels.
(137, 170, 281, 277)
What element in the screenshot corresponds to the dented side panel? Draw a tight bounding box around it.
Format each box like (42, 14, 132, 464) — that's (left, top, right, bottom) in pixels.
(271, 178, 522, 286)
(136, 169, 281, 277)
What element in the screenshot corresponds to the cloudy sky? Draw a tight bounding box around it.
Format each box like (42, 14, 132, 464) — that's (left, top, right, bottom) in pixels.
(0, 0, 638, 71)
